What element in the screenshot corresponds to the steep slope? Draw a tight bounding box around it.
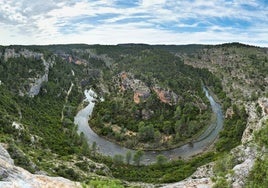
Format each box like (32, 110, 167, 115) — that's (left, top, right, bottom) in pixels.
(0, 143, 80, 188)
(0, 43, 267, 187)
(162, 43, 268, 187)
(0, 45, 222, 185)
(0, 47, 116, 186)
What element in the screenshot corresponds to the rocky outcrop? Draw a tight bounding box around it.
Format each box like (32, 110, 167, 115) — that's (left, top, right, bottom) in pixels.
(28, 57, 51, 97)
(3, 49, 43, 61)
(259, 98, 268, 115)
(133, 89, 151, 104)
(113, 72, 181, 105)
(225, 107, 234, 118)
(2, 48, 52, 97)
(163, 98, 268, 188)
(241, 100, 268, 144)
(68, 56, 88, 65)
(162, 163, 214, 188)
(58, 48, 114, 67)
(163, 179, 212, 188)
(228, 145, 259, 188)
(28, 73, 48, 97)
(56, 51, 87, 66)
(227, 99, 268, 187)
(115, 72, 180, 105)
(0, 144, 81, 188)
(116, 72, 151, 104)
(11, 122, 24, 131)
(153, 86, 178, 105)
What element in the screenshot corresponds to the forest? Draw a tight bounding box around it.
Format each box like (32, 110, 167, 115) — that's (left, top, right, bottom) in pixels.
(0, 43, 266, 187)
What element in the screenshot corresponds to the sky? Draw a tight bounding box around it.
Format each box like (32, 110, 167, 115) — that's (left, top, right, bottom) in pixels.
(0, 0, 267, 46)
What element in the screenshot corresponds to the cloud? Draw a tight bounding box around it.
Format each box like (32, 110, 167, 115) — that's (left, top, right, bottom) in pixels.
(140, 0, 166, 7)
(0, 0, 267, 46)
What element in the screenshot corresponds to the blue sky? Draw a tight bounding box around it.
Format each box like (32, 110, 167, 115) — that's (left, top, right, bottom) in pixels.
(0, 0, 267, 46)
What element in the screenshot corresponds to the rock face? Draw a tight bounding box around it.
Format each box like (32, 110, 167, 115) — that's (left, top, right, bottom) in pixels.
(242, 100, 268, 144)
(28, 74, 48, 97)
(115, 72, 179, 105)
(228, 100, 268, 188)
(3, 49, 43, 62)
(116, 72, 151, 103)
(153, 86, 178, 105)
(0, 144, 80, 188)
(56, 48, 114, 67)
(28, 57, 51, 97)
(162, 163, 214, 188)
(259, 98, 268, 115)
(228, 145, 259, 188)
(2, 48, 53, 97)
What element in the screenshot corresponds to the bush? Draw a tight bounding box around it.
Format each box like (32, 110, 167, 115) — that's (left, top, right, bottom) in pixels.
(55, 165, 80, 181)
(246, 157, 268, 188)
(87, 179, 124, 188)
(246, 120, 268, 187)
(7, 143, 36, 173)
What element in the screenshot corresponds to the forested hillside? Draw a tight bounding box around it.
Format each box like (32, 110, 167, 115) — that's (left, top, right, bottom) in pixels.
(0, 43, 267, 187)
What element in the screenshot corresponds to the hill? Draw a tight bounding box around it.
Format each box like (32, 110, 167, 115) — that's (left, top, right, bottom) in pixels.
(0, 43, 267, 187)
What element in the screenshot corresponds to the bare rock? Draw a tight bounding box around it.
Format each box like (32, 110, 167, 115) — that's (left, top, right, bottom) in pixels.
(162, 163, 214, 188)
(225, 107, 234, 118)
(0, 144, 81, 188)
(153, 86, 178, 105)
(226, 100, 267, 187)
(162, 178, 212, 188)
(226, 145, 259, 188)
(28, 57, 50, 97)
(259, 98, 268, 115)
(242, 101, 268, 144)
(231, 158, 255, 188)
(4, 48, 43, 62)
(116, 72, 151, 103)
(12, 122, 24, 131)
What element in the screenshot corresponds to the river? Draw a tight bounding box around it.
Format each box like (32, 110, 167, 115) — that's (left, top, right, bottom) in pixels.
(74, 87, 223, 165)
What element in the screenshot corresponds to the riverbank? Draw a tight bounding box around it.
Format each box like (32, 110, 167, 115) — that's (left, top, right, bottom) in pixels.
(74, 87, 223, 165)
(90, 114, 213, 152)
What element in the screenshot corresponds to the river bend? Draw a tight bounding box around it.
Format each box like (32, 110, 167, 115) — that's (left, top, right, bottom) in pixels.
(74, 88, 223, 165)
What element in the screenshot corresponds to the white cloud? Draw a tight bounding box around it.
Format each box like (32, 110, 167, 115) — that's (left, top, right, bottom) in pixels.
(140, 0, 166, 7)
(0, 0, 267, 46)
(48, 1, 94, 18)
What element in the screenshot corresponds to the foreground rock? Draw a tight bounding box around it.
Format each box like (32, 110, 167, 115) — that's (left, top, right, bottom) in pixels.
(227, 99, 268, 188)
(162, 163, 214, 188)
(0, 144, 81, 188)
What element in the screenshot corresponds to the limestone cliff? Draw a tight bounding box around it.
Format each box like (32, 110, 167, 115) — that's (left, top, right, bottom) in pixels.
(2, 48, 53, 97)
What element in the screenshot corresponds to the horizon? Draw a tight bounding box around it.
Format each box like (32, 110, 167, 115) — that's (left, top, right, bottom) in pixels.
(0, 0, 267, 47)
(0, 42, 265, 48)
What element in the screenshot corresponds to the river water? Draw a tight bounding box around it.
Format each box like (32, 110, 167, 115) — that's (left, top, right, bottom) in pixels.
(74, 88, 223, 165)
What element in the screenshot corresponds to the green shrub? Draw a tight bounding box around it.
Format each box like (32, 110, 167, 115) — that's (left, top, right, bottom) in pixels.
(87, 179, 124, 188)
